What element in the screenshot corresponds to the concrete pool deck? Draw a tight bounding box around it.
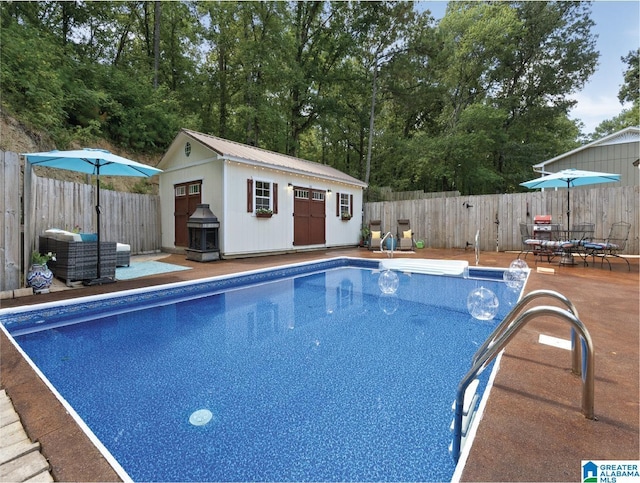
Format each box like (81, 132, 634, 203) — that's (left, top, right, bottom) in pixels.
(1, 248, 638, 482)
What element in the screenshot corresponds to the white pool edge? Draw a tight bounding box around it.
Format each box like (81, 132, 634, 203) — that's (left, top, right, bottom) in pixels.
(0, 322, 134, 483)
(450, 349, 505, 483)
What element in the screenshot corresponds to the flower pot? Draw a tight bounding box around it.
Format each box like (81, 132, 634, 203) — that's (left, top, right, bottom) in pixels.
(27, 263, 54, 294)
(415, 240, 425, 249)
(256, 212, 273, 218)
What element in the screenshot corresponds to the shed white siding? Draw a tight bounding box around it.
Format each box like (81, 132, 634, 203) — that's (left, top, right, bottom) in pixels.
(158, 130, 366, 258)
(159, 139, 223, 251)
(222, 162, 362, 256)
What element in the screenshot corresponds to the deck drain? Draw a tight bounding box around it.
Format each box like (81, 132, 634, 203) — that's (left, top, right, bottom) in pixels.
(189, 409, 213, 426)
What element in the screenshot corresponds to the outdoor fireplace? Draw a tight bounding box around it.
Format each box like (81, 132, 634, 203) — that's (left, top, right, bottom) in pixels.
(185, 204, 220, 262)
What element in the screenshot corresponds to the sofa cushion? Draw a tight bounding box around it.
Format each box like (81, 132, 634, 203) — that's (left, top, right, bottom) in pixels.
(80, 233, 98, 242)
(584, 242, 618, 250)
(44, 228, 82, 242)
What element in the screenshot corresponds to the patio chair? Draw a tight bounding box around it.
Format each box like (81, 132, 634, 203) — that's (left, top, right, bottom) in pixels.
(570, 223, 595, 265)
(396, 219, 413, 250)
(583, 221, 631, 271)
(518, 223, 534, 259)
(368, 220, 383, 251)
(526, 223, 562, 264)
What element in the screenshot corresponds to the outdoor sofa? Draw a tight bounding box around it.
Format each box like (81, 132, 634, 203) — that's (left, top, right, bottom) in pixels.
(38, 229, 130, 286)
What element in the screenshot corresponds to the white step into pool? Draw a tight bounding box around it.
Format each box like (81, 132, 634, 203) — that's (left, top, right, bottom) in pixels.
(379, 259, 469, 276)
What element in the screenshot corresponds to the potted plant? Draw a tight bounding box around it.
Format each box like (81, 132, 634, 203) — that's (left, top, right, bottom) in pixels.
(341, 212, 352, 220)
(26, 250, 56, 294)
(360, 225, 371, 247)
(255, 208, 273, 218)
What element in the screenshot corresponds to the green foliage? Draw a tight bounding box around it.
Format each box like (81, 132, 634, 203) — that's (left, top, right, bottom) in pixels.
(1, 0, 621, 197)
(99, 180, 116, 191)
(0, 21, 67, 133)
(98, 71, 184, 151)
(31, 250, 55, 266)
(131, 179, 155, 194)
(591, 108, 640, 140)
(619, 49, 639, 105)
(588, 49, 639, 140)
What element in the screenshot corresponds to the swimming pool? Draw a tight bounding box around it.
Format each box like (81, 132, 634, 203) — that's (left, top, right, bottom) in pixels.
(1, 257, 525, 482)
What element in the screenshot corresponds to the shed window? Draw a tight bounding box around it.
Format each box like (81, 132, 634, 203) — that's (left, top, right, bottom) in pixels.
(175, 185, 186, 197)
(247, 179, 278, 214)
(295, 189, 309, 200)
(337, 192, 353, 217)
(255, 180, 271, 211)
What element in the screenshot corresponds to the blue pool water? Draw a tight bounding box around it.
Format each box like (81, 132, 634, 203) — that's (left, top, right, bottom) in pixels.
(2, 258, 524, 482)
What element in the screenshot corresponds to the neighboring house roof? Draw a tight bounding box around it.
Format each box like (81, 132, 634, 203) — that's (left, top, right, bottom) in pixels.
(533, 126, 640, 173)
(173, 129, 368, 188)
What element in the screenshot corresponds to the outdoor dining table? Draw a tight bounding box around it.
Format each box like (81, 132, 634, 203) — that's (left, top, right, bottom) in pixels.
(531, 227, 593, 266)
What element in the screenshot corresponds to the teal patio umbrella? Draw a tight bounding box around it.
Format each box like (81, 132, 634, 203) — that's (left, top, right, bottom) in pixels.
(23, 148, 162, 285)
(520, 168, 620, 229)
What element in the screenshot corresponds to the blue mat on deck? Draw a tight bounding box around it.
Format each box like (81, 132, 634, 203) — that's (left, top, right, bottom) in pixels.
(115, 261, 192, 280)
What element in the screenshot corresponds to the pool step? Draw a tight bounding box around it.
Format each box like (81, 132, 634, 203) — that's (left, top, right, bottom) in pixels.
(0, 390, 53, 482)
(379, 259, 469, 276)
(449, 378, 480, 456)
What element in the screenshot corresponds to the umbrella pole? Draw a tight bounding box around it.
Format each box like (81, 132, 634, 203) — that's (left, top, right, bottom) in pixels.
(96, 174, 101, 278)
(84, 166, 115, 285)
(567, 185, 571, 230)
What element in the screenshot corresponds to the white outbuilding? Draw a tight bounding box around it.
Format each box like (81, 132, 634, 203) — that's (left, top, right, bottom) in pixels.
(157, 129, 368, 258)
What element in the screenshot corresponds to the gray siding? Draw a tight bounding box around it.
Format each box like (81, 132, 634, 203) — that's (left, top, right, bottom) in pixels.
(548, 142, 639, 188)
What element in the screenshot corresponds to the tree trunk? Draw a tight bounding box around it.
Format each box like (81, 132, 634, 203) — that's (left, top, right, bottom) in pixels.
(153, 1, 161, 89)
(365, 62, 378, 185)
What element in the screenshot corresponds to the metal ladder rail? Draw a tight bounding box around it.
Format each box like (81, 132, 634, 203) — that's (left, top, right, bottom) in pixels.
(380, 231, 394, 257)
(451, 305, 595, 463)
(474, 229, 480, 266)
(473, 290, 582, 376)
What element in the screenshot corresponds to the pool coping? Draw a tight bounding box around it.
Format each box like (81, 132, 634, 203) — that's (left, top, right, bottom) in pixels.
(0, 321, 133, 482)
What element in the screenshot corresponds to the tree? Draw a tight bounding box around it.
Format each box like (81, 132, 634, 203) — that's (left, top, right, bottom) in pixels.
(591, 48, 639, 139)
(0, 0, 602, 191)
(422, 1, 596, 193)
(618, 49, 639, 105)
(350, 1, 416, 185)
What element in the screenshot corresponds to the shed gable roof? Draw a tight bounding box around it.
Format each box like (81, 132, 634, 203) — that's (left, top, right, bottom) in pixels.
(171, 129, 367, 187)
(533, 126, 640, 172)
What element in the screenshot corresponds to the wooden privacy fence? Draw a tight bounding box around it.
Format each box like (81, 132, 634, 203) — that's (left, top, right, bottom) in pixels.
(1, 150, 161, 291)
(364, 185, 639, 255)
(30, 175, 160, 254)
(1, 152, 21, 291)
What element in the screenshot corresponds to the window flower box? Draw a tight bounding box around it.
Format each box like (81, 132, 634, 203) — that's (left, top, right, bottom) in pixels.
(255, 209, 273, 218)
(341, 212, 352, 220)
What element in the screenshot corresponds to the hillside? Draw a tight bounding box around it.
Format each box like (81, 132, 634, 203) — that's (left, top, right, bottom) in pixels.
(1, 109, 162, 193)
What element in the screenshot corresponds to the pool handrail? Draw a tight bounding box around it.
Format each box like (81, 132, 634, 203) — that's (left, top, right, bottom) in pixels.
(380, 231, 394, 257)
(473, 289, 582, 376)
(451, 305, 595, 463)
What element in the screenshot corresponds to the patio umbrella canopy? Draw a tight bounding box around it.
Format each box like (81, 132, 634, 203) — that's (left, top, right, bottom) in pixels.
(23, 148, 162, 285)
(520, 168, 620, 229)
